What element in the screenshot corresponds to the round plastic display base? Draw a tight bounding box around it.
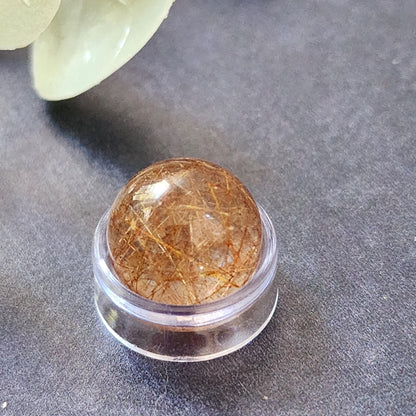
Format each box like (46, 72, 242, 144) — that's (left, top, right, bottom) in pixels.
(93, 205, 278, 362)
(95, 289, 278, 362)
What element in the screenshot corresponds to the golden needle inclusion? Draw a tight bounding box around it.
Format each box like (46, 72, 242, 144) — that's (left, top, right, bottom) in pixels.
(107, 158, 262, 305)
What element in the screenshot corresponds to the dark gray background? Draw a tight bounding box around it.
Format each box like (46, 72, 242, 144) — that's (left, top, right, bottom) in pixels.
(1, 0, 415, 415)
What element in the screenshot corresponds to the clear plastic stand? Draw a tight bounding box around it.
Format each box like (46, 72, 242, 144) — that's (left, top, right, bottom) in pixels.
(93, 205, 278, 362)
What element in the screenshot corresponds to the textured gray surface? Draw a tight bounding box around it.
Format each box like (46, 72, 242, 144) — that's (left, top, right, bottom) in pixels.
(1, 0, 415, 415)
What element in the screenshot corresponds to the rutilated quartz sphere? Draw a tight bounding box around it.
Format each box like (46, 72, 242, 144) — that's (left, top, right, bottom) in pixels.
(107, 158, 262, 306)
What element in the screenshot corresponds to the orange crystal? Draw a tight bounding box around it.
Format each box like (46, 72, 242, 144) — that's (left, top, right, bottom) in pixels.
(107, 158, 262, 305)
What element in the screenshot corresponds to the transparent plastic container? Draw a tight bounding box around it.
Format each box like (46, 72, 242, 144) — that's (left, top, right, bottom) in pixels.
(93, 205, 278, 362)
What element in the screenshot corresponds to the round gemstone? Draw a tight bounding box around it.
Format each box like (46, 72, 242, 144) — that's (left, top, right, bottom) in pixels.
(107, 158, 262, 305)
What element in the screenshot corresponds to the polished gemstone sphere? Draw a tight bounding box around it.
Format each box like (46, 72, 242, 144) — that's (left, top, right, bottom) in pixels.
(107, 158, 262, 305)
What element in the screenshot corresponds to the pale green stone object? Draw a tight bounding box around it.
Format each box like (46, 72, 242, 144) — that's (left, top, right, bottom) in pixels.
(0, 0, 61, 50)
(31, 0, 175, 101)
